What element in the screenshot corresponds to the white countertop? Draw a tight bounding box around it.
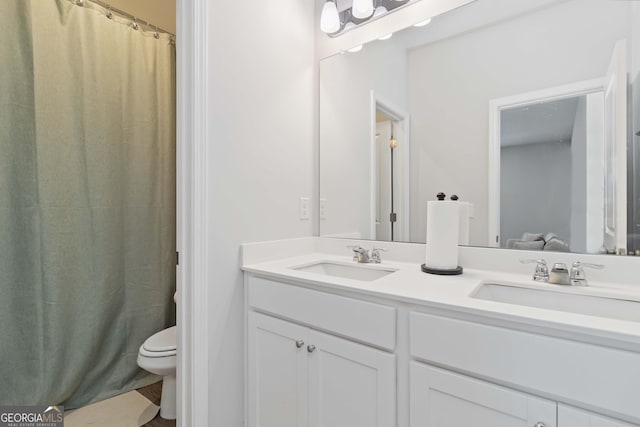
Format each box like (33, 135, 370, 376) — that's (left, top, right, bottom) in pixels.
(243, 251, 640, 351)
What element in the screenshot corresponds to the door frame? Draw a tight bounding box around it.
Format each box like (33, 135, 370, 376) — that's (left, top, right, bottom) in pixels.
(487, 78, 604, 248)
(370, 91, 411, 242)
(176, 0, 209, 426)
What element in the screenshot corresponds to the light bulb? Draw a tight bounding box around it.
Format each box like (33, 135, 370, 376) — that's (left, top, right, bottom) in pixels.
(320, 1, 340, 34)
(352, 0, 374, 19)
(372, 5, 387, 18)
(378, 33, 393, 41)
(413, 18, 432, 27)
(348, 44, 363, 53)
(341, 21, 356, 34)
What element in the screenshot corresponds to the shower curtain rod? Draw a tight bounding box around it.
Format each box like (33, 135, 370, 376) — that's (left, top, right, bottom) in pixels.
(77, 0, 176, 37)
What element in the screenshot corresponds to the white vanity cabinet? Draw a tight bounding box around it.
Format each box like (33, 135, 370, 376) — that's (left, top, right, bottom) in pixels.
(409, 363, 637, 427)
(248, 312, 309, 427)
(245, 273, 640, 427)
(247, 277, 397, 427)
(307, 328, 395, 427)
(558, 405, 637, 427)
(410, 362, 557, 427)
(409, 311, 640, 427)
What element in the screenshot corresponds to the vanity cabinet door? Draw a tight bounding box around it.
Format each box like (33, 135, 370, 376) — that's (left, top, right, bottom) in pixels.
(410, 362, 557, 427)
(248, 312, 309, 427)
(308, 329, 396, 427)
(558, 404, 637, 427)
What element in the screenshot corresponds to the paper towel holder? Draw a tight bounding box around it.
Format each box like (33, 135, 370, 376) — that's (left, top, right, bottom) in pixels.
(422, 191, 464, 275)
(421, 264, 463, 275)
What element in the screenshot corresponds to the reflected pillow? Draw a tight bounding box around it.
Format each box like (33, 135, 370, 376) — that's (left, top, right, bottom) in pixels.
(510, 240, 545, 251)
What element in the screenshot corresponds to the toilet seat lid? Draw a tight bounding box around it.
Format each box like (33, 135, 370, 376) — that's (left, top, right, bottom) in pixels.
(143, 326, 176, 353)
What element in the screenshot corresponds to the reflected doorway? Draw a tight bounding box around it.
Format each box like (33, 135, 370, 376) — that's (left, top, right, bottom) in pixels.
(372, 94, 411, 242)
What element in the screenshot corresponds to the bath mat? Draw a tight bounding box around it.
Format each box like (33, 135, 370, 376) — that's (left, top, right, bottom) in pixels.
(65, 391, 159, 426)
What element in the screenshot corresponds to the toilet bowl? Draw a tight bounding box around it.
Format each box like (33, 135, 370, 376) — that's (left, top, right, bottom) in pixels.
(137, 325, 177, 420)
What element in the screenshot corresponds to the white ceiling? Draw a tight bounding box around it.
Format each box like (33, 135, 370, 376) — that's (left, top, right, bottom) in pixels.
(500, 96, 582, 147)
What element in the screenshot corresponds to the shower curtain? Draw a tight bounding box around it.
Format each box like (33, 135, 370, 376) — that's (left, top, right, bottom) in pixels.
(0, 0, 176, 408)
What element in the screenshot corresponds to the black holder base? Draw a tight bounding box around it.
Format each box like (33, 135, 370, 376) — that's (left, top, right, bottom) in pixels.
(421, 264, 463, 276)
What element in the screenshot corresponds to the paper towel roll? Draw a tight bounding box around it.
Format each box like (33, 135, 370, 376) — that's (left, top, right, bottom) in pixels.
(425, 200, 460, 270)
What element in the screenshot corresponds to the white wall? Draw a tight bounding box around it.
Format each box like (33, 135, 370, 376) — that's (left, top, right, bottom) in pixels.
(407, 0, 633, 245)
(500, 141, 572, 246)
(320, 36, 408, 238)
(204, 1, 315, 425)
(631, 3, 640, 251)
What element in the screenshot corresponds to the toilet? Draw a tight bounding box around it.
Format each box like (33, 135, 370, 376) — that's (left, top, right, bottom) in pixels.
(137, 295, 177, 420)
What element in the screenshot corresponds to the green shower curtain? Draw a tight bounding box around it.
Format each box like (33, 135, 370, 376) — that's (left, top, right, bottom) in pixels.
(0, 0, 176, 408)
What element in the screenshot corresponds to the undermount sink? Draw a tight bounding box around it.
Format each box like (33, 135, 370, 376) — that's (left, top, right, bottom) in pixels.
(291, 261, 397, 282)
(472, 282, 640, 323)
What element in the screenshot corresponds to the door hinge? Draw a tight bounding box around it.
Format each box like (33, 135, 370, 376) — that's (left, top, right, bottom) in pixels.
(390, 212, 397, 223)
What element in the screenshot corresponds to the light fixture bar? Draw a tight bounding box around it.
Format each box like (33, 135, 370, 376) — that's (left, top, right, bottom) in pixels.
(322, 0, 411, 38)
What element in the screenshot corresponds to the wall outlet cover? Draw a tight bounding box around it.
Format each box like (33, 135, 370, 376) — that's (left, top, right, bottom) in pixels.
(299, 197, 310, 220)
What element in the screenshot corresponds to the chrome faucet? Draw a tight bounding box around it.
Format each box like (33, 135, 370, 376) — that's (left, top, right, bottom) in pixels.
(370, 247, 388, 264)
(349, 245, 371, 263)
(549, 263, 570, 285)
(522, 259, 604, 286)
(348, 246, 388, 264)
(570, 261, 604, 286)
(520, 259, 549, 282)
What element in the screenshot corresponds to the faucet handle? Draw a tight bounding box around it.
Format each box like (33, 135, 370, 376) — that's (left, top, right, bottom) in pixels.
(520, 258, 547, 264)
(570, 261, 604, 286)
(347, 245, 369, 262)
(370, 247, 388, 263)
(520, 259, 549, 282)
(347, 245, 367, 255)
(572, 261, 604, 270)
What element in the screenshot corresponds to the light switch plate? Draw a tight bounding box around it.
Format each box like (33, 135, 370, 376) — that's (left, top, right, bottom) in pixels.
(299, 197, 310, 220)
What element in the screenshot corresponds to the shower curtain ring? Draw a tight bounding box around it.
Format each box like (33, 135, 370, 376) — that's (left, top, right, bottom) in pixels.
(106, 6, 113, 19)
(132, 18, 139, 31)
(76, 0, 84, 6)
(154, 25, 160, 39)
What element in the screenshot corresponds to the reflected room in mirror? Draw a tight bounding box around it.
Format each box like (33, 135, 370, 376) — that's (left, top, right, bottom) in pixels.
(319, 0, 640, 255)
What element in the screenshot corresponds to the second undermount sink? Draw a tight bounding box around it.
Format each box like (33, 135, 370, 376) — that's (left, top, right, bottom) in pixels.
(472, 282, 640, 323)
(291, 261, 397, 282)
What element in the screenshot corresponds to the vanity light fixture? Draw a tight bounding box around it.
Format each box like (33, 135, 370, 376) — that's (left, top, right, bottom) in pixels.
(342, 21, 357, 34)
(321, 0, 409, 36)
(373, 5, 388, 18)
(320, 0, 341, 34)
(352, 0, 374, 19)
(413, 17, 432, 27)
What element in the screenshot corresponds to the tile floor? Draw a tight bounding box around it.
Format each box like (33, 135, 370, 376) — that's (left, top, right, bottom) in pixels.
(137, 382, 176, 427)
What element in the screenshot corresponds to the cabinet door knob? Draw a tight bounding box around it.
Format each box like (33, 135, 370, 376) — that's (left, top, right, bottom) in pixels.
(534, 422, 546, 427)
(295, 340, 304, 349)
(307, 344, 316, 353)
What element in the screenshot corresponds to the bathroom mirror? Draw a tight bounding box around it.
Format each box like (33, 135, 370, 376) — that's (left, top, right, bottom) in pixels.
(319, 0, 640, 255)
